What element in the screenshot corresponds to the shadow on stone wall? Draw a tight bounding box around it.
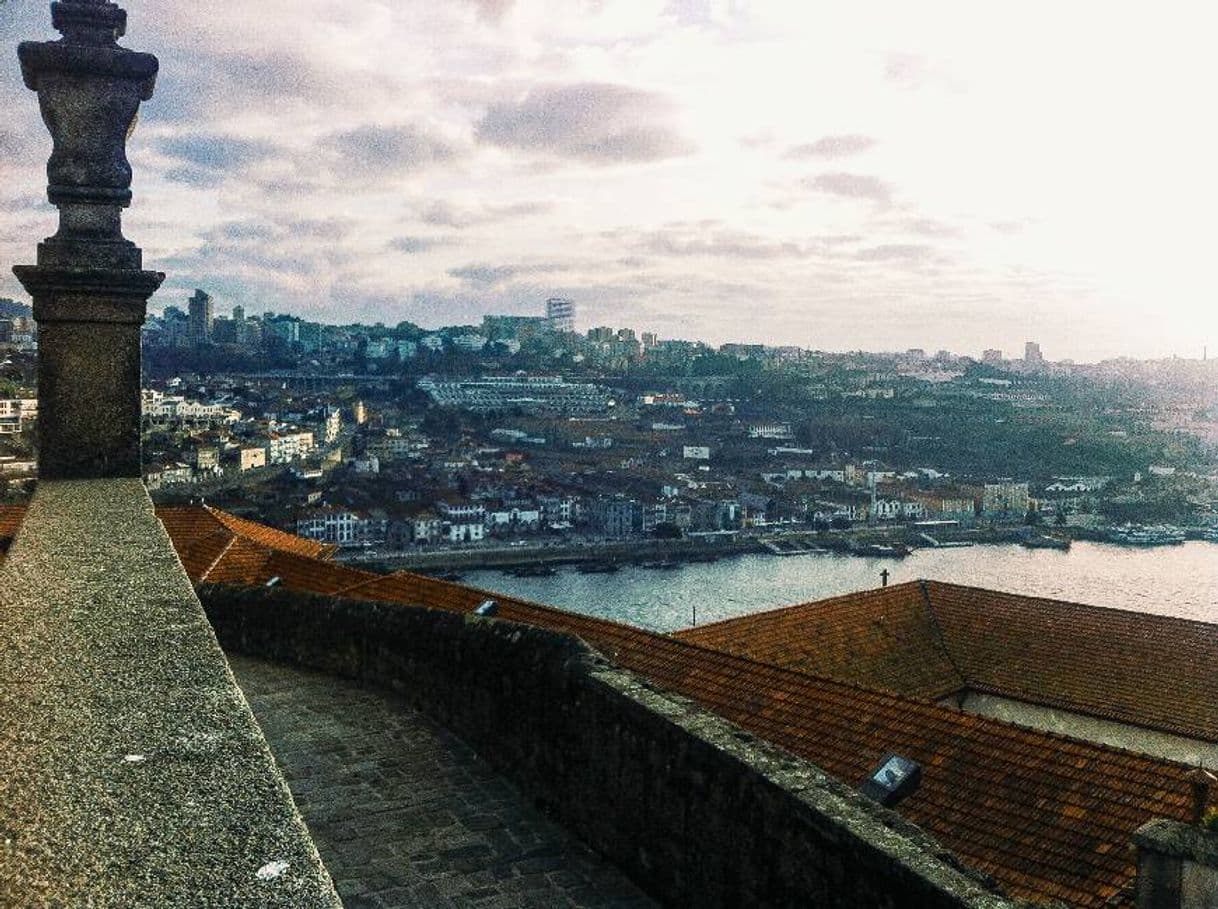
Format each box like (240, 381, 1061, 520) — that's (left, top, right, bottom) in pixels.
(201, 585, 1014, 909)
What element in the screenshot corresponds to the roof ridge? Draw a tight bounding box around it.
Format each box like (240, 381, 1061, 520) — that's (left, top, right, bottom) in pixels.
(921, 578, 1218, 630)
(918, 579, 970, 695)
(334, 571, 398, 597)
(198, 532, 238, 583)
(671, 580, 928, 637)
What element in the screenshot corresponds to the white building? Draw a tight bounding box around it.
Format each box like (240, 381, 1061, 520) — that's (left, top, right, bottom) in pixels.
(437, 501, 486, 523)
(0, 399, 37, 434)
(446, 521, 485, 543)
(296, 509, 385, 547)
(983, 482, 1031, 519)
(748, 422, 794, 440)
(194, 447, 221, 475)
(450, 333, 488, 352)
(239, 447, 267, 471)
(485, 506, 542, 531)
(410, 512, 444, 544)
(267, 431, 315, 465)
(546, 297, 576, 333)
(323, 408, 341, 444)
(142, 389, 241, 425)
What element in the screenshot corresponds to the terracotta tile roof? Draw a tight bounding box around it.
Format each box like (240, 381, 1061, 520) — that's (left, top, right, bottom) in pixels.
(0, 504, 27, 565)
(155, 505, 231, 552)
(261, 549, 377, 595)
(0, 503, 26, 539)
(155, 505, 341, 586)
(924, 580, 1218, 744)
(676, 579, 1218, 746)
(676, 583, 965, 699)
(149, 509, 1204, 907)
(203, 506, 338, 560)
(175, 529, 236, 582)
(328, 570, 1196, 908)
(202, 536, 273, 586)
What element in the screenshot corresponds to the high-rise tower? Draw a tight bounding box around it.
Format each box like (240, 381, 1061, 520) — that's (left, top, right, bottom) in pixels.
(546, 297, 576, 333)
(188, 289, 214, 341)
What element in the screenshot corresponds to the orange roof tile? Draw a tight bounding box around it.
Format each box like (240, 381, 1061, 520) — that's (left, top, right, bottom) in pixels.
(925, 580, 1218, 744)
(677, 579, 1218, 746)
(0, 504, 27, 566)
(676, 583, 965, 699)
(202, 536, 274, 586)
(155, 505, 232, 552)
(150, 509, 1204, 907)
(0, 504, 26, 539)
(174, 529, 235, 582)
(260, 549, 378, 595)
(203, 507, 337, 560)
(328, 570, 1196, 908)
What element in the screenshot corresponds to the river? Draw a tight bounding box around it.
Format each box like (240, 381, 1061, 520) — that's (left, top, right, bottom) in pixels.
(462, 540, 1218, 633)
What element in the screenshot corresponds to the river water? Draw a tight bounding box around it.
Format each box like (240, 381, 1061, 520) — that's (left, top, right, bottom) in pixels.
(462, 541, 1218, 633)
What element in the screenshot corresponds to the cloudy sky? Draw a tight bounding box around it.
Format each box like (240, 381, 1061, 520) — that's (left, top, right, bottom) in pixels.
(2, 1, 1217, 361)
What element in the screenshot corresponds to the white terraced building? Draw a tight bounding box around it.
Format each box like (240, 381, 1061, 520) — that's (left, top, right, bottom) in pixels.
(417, 375, 612, 415)
(0, 399, 36, 435)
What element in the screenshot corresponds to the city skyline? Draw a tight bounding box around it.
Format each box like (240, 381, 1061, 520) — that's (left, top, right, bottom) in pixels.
(3, 2, 1218, 360)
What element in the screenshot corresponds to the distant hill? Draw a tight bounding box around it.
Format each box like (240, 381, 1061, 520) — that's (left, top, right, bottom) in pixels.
(0, 299, 31, 319)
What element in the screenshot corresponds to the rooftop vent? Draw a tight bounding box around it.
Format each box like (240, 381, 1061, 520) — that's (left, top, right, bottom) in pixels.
(860, 753, 922, 808)
(474, 599, 498, 617)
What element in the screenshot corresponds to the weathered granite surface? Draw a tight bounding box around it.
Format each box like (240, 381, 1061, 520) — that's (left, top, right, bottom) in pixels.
(0, 480, 341, 907)
(232, 654, 657, 909)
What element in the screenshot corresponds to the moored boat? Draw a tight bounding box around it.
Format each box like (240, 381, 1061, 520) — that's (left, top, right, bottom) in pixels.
(1022, 534, 1071, 551)
(1107, 524, 1185, 546)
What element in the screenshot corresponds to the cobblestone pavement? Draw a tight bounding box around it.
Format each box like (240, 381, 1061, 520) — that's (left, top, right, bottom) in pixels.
(229, 655, 658, 909)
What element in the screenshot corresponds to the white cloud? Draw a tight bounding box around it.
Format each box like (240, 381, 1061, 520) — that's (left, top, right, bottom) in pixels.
(1, 0, 1216, 359)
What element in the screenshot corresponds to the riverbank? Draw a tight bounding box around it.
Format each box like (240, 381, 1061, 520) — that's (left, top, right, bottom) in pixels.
(459, 540, 1218, 632)
(338, 524, 1036, 574)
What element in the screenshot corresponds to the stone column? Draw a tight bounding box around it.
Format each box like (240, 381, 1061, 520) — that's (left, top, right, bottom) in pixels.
(12, 0, 162, 479)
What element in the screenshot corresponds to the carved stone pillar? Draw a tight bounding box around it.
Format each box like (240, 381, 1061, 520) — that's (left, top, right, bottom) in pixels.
(12, 0, 163, 479)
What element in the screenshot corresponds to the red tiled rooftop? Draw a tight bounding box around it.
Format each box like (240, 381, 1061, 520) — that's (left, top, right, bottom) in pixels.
(78, 502, 1205, 907)
(677, 579, 1218, 745)
(675, 583, 964, 699)
(324, 569, 1196, 908)
(0, 503, 27, 565)
(925, 579, 1218, 743)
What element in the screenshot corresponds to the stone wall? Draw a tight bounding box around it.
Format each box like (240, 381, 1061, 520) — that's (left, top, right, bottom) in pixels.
(953, 692, 1218, 770)
(202, 585, 1015, 909)
(0, 483, 340, 908)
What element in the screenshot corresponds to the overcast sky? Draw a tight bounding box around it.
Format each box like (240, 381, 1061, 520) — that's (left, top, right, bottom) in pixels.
(2, 2, 1217, 361)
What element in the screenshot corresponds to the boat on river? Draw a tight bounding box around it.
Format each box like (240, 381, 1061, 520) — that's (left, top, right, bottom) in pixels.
(1107, 524, 1185, 546)
(1022, 534, 1071, 551)
(851, 542, 910, 558)
(762, 540, 830, 556)
(510, 564, 558, 577)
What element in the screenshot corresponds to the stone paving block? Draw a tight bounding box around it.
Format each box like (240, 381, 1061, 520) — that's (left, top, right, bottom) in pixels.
(230, 655, 656, 909)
